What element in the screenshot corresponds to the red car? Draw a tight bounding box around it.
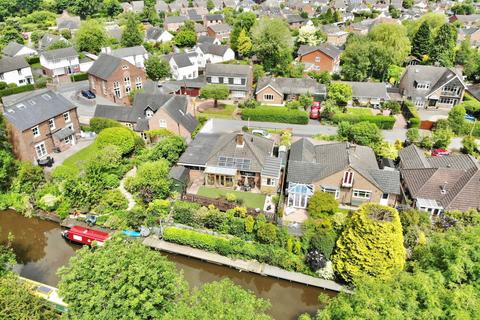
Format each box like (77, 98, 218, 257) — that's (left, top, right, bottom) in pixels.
(310, 102, 321, 120)
(431, 149, 449, 157)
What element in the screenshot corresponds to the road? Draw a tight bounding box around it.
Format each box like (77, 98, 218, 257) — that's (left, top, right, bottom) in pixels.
(200, 119, 471, 150)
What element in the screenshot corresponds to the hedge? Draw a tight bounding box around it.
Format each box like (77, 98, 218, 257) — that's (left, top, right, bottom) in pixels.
(163, 227, 306, 272)
(241, 106, 309, 124)
(0, 84, 35, 98)
(402, 101, 421, 128)
(331, 113, 395, 129)
(90, 117, 122, 133)
(70, 73, 88, 82)
(26, 56, 40, 65)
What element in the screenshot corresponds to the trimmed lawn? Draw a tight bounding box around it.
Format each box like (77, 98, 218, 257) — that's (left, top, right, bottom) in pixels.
(30, 62, 41, 69)
(63, 143, 98, 168)
(197, 186, 266, 209)
(199, 104, 235, 119)
(346, 107, 373, 116)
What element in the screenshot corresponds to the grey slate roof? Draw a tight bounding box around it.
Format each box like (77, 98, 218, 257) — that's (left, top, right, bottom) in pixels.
(3, 89, 75, 131)
(2, 42, 26, 57)
(110, 46, 147, 58)
(208, 23, 231, 33)
(256, 77, 326, 96)
(205, 63, 251, 77)
(146, 27, 166, 40)
(165, 16, 188, 24)
(178, 133, 222, 166)
(400, 145, 478, 171)
(261, 156, 282, 178)
(297, 43, 342, 60)
(38, 34, 67, 51)
(340, 81, 389, 100)
(197, 36, 218, 44)
(197, 44, 230, 56)
(169, 165, 190, 182)
(41, 47, 77, 61)
(170, 53, 194, 68)
(87, 54, 123, 80)
(287, 139, 400, 194)
(0, 55, 29, 73)
(94, 104, 135, 123)
(286, 14, 305, 24)
(205, 14, 224, 21)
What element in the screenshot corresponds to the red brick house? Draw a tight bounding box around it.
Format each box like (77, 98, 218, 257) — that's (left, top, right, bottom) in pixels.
(297, 43, 342, 73)
(2, 89, 80, 163)
(87, 54, 146, 105)
(207, 24, 231, 42)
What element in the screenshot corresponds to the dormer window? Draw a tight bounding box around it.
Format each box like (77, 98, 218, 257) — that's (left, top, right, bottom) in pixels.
(415, 81, 430, 90)
(145, 108, 154, 118)
(342, 171, 354, 187)
(122, 65, 129, 70)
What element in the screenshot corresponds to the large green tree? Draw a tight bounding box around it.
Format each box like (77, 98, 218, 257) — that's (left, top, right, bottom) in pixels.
(58, 237, 187, 319)
(125, 160, 172, 202)
(71, 0, 101, 19)
(340, 40, 371, 81)
(368, 23, 411, 65)
(333, 203, 405, 283)
(75, 20, 108, 53)
(174, 20, 197, 47)
(230, 11, 257, 51)
(199, 84, 230, 108)
(411, 21, 432, 59)
(430, 23, 457, 67)
(145, 54, 171, 81)
(164, 279, 272, 320)
(251, 17, 293, 74)
(121, 13, 144, 47)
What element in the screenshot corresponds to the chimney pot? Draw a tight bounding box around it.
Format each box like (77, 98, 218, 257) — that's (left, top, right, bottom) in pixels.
(236, 133, 244, 147)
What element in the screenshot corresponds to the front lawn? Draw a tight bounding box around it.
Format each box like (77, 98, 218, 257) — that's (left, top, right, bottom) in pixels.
(199, 104, 235, 119)
(346, 107, 373, 116)
(63, 143, 98, 169)
(197, 186, 266, 209)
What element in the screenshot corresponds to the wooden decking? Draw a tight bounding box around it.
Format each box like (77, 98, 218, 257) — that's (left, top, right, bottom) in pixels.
(143, 236, 347, 293)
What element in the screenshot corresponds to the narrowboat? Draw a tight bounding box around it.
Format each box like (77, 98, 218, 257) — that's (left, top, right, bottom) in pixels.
(61, 226, 109, 246)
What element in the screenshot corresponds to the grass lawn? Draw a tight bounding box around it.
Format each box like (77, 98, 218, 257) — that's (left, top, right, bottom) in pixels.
(346, 107, 373, 116)
(63, 143, 98, 169)
(30, 62, 42, 69)
(197, 186, 266, 209)
(199, 104, 235, 119)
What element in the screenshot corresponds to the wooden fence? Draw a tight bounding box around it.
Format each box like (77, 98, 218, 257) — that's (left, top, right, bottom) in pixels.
(181, 193, 274, 221)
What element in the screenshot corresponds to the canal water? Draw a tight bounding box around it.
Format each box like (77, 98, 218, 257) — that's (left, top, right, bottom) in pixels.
(0, 210, 333, 320)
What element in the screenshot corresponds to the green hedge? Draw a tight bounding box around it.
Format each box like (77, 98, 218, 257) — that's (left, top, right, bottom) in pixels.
(26, 56, 40, 65)
(402, 101, 421, 128)
(331, 113, 395, 129)
(163, 227, 306, 272)
(241, 106, 309, 124)
(0, 84, 35, 98)
(70, 73, 88, 81)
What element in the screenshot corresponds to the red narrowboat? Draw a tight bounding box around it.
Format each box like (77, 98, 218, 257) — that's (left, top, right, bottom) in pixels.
(61, 226, 109, 246)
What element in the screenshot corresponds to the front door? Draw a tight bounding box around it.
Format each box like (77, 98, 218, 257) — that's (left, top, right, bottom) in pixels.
(380, 193, 389, 205)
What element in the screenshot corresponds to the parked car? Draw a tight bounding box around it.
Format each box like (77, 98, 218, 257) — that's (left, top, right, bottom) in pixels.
(465, 114, 476, 121)
(81, 89, 96, 99)
(431, 149, 449, 157)
(310, 103, 321, 120)
(252, 129, 272, 139)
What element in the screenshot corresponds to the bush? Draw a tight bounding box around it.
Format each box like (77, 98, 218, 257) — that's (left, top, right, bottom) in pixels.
(460, 100, 480, 118)
(402, 101, 421, 128)
(238, 99, 260, 109)
(26, 56, 40, 65)
(382, 101, 401, 115)
(307, 192, 338, 217)
(70, 73, 88, 82)
(0, 82, 7, 90)
(95, 189, 128, 213)
(89, 117, 122, 133)
(172, 201, 201, 226)
(256, 222, 277, 244)
(241, 106, 309, 124)
(0, 84, 35, 98)
(96, 127, 137, 155)
(331, 113, 395, 129)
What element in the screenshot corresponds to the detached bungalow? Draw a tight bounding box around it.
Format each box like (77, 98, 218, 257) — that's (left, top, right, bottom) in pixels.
(255, 77, 326, 105)
(340, 81, 389, 108)
(0, 56, 34, 86)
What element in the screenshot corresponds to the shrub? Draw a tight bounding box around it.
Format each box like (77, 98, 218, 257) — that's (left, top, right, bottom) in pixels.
(70, 73, 88, 82)
(95, 189, 128, 213)
(307, 192, 339, 217)
(89, 117, 122, 133)
(331, 113, 395, 129)
(0, 192, 29, 214)
(125, 160, 172, 202)
(333, 203, 405, 283)
(256, 222, 277, 244)
(241, 106, 309, 124)
(172, 201, 201, 226)
(0, 82, 7, 90)
(26, 56, 40, 65)
(238, 99, 260, 109)
(225, 193, 236, 202)
(96, 127, 137, 155)
(310, 230, 337, 259)
(0, 84, 35, 98)
(10, 161, 44, 194)
(382, 101, 401, 115)
(402, 101, 421, 128)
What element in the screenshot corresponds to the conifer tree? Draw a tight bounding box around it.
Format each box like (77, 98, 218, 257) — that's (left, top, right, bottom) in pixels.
(412, 21, 432, 59)
(121, 13, 143, 47)
(430, 23, 457, 67)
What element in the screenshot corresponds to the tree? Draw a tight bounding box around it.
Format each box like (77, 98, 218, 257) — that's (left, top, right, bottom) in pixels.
(96, 127, 137, 155)
(58, 237, 187, 319)
(206, 0, 215, 11)
(368, 23, 411, 65)
(387, 65, 404, 85)
(432, 127, 453, 149)
(230, 12, 257, 51)
(46, 39, 71, 50)
(298, 94, 314, 109)
(237, 29, 252, 58)
(327, 82, 352, 106)
(199, 84, 230, 108)
(430, 23, 457, 67)
(402, 0, 412, 8)
(75, 20, 108, 54)
(340, 40, 371, 81)
(447, 104, 466, 135)
(144, 135, 187, 165)
(451, 3, 475, 15)
(373, 141, 398, 160)
(126, 160, 172, 202)
(411, 21, 432, 59)
(145, 55, 170, 81)
(103, 0, 122, 17)
(0, 26, 23, 47)
(164, 279, 271, 320)
(307, 192, 338, 218)
(406, 127, 420, 144)
(71, 0, 101, 19)
(333, 203, 405, 283)
(0, 149, 15, 192)
(308, 71, 331, 85)
(461, 135, 479, 157)
(0, 273, 57, 319)
(174, 24, 197, 47)
(251, 17, 293, 74)
(456, 37, 473, 66)
(121, 13, 144, 47)
(298, 24, 322, 46)
(348, 122, 383, 147)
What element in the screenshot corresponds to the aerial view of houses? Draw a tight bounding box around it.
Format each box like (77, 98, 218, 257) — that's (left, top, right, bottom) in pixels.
(0, 1, 480, 319)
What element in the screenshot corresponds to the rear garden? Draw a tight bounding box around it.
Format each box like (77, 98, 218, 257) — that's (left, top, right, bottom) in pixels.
(197, 186, 266, 209)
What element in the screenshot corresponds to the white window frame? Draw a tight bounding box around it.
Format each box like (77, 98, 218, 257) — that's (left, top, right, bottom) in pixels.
(342, 171, 354, 187)
(35, 142, 47, 159)
(32, 126, 40, 137)
(113, 81, 121, 98)
(233, 77, 241, 85)
(63, 112, 71, 123)
(315, 56, 321, 63)
(48, 118, 56, 130)
(266, 178, 276, 186)
(263, 94, 274, 101)
(321, 187, 340, 199)
(159, 119, 167, 128)
(211, 76, 219, 83)
(439, 97, 455, 105)
(135, 77, 142, 89)
(352, 189, 371, 199)
(146, 109, 154, 118)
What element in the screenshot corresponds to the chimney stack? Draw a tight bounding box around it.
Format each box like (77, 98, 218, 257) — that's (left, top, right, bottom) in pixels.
(236, 132, 244, 147)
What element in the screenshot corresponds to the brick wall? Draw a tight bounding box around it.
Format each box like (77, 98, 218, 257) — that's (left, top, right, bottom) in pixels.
(299, 50, 337, 73)
(256, 87, 284, 105)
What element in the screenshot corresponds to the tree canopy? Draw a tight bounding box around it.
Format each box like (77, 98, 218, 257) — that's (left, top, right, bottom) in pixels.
(199, 84, 230, 108)
(145, 54, 170, 81)
(121, 13, 144, 47)
(75, 20, 107, 54)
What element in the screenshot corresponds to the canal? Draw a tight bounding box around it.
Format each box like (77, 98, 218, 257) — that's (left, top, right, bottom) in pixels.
(0, 210, 334, 320)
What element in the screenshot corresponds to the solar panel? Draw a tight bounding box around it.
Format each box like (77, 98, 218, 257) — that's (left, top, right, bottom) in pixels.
(217, 156, 251, 170)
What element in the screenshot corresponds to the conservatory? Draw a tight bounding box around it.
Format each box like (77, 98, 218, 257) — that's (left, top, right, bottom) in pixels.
(287, 182, 314, 209)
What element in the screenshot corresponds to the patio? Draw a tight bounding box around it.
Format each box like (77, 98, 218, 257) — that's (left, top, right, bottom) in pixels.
(46, 135, 96, 171)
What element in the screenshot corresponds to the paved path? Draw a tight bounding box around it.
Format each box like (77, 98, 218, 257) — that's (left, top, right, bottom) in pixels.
(119, 167, 137, 211)
(48, 138, 95, 170)
(143, 236, 347, 292)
